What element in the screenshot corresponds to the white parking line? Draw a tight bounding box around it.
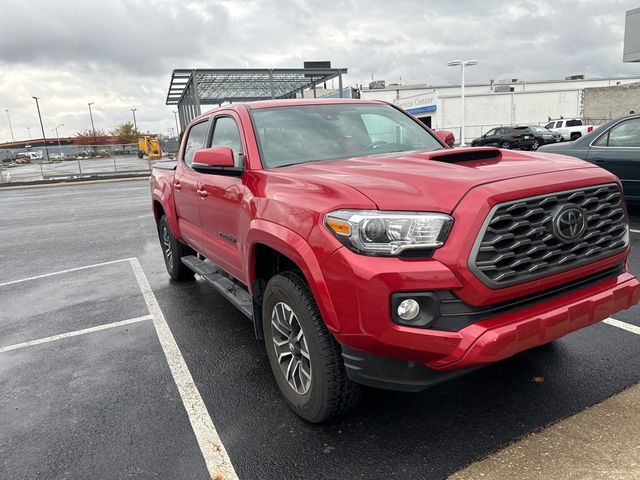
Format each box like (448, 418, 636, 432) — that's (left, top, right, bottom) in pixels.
(128, 258, 238, 480)
(0, 315, 152, 353)
(0, 257, 135, 288)
(603, 317, 640, 335)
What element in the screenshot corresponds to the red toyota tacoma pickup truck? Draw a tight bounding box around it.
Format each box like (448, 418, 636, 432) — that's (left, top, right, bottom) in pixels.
(150, 99, 639, 422)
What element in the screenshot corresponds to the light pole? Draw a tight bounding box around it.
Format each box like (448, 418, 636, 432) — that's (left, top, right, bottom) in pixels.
(88, 102, 96, 146)
(131, 108, 138, 132)
(55, 123, 64, 157)
(447, 59, 478, 147)
(173, 110, 179, 137)
(26, 127, 31, 139)
(5, 109, 15, 142)
(32, 96, 51, 162)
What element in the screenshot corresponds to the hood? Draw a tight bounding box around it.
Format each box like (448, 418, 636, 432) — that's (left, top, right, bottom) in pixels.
(279, 147, 597, 212)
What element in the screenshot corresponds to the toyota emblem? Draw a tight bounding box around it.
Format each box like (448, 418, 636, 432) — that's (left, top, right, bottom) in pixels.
(553, 206, 587, 243)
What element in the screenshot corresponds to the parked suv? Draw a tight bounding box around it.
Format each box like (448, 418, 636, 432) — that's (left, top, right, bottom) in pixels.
(471, 126, 535, 149)
(150, 99, 639, 422)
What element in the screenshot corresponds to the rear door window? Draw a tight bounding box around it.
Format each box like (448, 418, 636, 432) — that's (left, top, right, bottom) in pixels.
(600, 119, 640, 147)
(566, 119, 583, 127)
(183, 120, 209, 168)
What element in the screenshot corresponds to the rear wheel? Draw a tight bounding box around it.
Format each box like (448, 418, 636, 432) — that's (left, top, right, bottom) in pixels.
(158, 215, 195, 281)
(262, 272, 362, 423)
(500, 141, 511, 149)
(570, 132, 581, 141)
(530, 140, 540, 150)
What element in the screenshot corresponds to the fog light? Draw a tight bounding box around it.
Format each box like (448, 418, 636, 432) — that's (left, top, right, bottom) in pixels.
(397, 299, 420, 321)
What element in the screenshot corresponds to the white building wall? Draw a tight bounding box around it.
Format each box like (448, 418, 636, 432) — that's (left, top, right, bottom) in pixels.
(361, 76, 640, 144)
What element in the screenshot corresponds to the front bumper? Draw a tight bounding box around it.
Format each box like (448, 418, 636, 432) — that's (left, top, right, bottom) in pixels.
(324, 243, 640, 373)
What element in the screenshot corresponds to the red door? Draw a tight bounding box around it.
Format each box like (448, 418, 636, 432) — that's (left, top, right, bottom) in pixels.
(173, 119, 210, 253)
(197, 113, 248, 284)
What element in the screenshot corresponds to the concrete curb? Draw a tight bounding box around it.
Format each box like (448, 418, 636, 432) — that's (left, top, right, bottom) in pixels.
(0, 173, 150, 190)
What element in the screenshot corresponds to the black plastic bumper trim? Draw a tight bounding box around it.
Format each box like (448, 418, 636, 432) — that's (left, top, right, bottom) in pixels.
(341, 346, 476, 392)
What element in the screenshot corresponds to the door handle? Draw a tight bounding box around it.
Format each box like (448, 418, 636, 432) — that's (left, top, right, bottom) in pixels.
(197, 188, 208, 198)
(174, 181, 182, 191)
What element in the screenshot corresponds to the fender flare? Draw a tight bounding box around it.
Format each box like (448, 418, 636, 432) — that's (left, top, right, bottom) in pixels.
(151, 184, 182, 240)
(246, 219, 341, 333)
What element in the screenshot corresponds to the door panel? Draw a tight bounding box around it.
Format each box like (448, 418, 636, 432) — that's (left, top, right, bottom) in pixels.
(587, 119, 640, 200)
(197, 114, 248, 284)
(173, 119, 210, 252)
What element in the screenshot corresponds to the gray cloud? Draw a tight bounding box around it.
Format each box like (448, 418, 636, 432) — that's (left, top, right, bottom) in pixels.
(1, 0, 639, 142)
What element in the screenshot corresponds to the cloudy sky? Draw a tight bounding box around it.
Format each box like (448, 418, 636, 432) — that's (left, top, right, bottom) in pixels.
(1, 0, 638, 142)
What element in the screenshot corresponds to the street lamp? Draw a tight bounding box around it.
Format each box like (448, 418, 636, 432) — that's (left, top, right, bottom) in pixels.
(131, 108, 138, 132)
(32, 96, 51, 162)
(26, 127, 31, 139)
(55, 123, 64, 157)
(5, 109, 15, 142)
(173, 110, 179, 137)
(88, 102, 96, 146)
(447, 59, 478, 147)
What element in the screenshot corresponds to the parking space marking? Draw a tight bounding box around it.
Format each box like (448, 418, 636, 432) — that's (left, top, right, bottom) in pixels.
(0, 257, 135, 288)
(128, 258, 239, 480)
(604, 317, 640, 336)
(0, 315, 152, 353)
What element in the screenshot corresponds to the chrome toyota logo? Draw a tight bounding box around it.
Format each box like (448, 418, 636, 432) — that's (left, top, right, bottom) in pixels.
(553, 206, 587, 243)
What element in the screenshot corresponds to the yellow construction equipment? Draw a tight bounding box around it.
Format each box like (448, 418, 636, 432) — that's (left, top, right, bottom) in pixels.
(137, 135, 162, 159)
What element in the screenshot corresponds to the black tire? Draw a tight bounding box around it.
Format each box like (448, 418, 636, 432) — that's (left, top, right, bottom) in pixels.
(137, 150, 144, 159)
(158, 215, 195, 281)
(262, 272, 362, 423)
(530, 140, 540, 150)
(500, 141, 511, 149)
(570, 132, 581, 141)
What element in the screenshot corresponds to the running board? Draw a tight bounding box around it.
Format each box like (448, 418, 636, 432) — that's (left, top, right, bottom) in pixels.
(181, 255, 253, 319)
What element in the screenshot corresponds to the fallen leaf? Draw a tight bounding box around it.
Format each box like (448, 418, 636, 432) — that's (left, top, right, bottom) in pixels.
(532, 375, 545, 384)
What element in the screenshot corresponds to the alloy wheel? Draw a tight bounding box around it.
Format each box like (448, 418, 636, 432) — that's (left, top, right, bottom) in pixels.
(162, 226, 173, 265)
(271, 301, 312, 395)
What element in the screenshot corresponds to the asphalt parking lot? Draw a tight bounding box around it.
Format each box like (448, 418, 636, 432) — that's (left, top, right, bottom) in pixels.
(1, 180, 639, 480)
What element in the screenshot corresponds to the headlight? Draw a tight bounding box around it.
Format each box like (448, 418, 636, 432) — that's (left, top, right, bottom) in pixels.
(324, 210, 453, 256)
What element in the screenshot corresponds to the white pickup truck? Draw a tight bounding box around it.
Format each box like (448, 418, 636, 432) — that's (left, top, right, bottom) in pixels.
(544, 118, 595, 141)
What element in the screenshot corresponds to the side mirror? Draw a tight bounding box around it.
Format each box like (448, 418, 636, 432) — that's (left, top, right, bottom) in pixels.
(435, 130, 455, 148)
(192, 147, 242, 175)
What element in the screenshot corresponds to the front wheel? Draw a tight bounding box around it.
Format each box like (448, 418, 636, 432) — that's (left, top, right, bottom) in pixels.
(158, 216, 195, 280)
(262, 272, 362, 423)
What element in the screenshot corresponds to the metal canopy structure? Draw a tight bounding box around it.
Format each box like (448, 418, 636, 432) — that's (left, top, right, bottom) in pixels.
(166, 67, 348, 131)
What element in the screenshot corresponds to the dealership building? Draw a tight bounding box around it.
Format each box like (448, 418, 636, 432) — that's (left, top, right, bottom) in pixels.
(360, 75, 640, 144)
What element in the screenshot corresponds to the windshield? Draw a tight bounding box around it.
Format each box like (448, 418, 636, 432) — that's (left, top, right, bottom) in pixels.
(251, 103, 444, 168)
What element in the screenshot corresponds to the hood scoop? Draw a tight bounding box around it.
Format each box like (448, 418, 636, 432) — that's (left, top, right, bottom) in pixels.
(416, 147, 502, 164)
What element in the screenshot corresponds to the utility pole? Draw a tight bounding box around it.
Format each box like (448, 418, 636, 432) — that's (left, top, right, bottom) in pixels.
(27, 127, 31, 139)
(447, 59, 478, 147)
(131, 108, 138, 132)
(88, 102, 96, 146)
(32, 96, 50, 162)
(5, 109, 15, 142)
(173, 110, 179, 137)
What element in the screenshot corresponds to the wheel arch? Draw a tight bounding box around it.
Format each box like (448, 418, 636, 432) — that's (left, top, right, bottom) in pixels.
(247, 220, 340, 339)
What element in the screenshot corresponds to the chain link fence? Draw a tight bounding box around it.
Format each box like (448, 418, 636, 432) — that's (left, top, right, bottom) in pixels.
(0, 143, 173, 184)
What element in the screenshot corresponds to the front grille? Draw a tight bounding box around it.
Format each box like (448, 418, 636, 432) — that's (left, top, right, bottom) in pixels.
(470, 184, 628, 288)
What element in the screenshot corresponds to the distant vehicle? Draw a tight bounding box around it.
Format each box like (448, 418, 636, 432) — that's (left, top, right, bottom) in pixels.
(470, 126, 535, 149)
(539, 113, 640, 201)
(17, 152, 43, 160)
(525, 125, 559, 150)
(544, 118, 595, 142)
(138, 135, 162, 159)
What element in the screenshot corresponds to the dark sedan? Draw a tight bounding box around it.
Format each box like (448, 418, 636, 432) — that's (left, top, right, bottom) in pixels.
(526, 125, 560, 150)
(471, 126, 536, 149)
(538, 114, 639, 201)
